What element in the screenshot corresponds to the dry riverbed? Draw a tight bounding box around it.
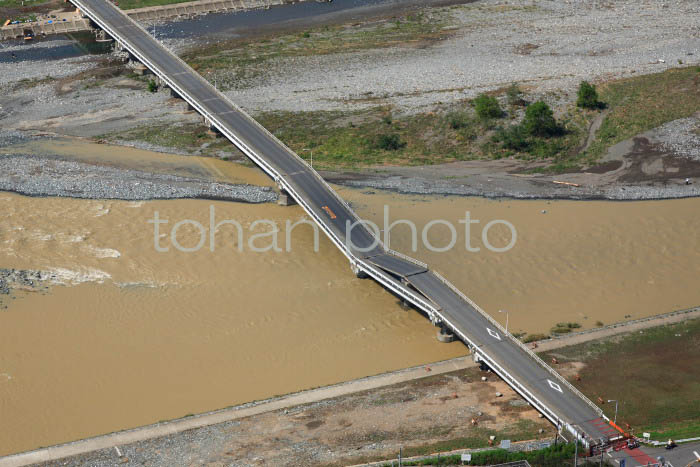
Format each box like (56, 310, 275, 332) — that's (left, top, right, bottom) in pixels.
(1, 0, 700, 199)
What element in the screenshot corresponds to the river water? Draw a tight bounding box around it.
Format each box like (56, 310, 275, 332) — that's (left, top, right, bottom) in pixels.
(1, 141, 699, 455)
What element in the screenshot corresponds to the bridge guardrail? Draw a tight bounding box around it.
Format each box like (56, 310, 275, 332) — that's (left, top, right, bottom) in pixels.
(385, 249, 428, 269)
(431, 270, 606, 420)
(71, 0, 605, 448)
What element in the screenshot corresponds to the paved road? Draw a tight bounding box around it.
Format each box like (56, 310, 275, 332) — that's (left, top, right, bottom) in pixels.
(68, 0, 614, 449)
(603, 442, 700, 466)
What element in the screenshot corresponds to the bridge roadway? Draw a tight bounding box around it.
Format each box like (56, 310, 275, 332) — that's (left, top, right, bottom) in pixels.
(70, 0, 615, 449)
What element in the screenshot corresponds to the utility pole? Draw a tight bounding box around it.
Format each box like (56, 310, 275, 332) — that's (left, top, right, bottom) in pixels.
(574, 437, 578, 467)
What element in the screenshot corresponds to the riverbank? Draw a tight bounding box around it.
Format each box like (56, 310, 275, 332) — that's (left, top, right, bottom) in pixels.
(1, 0, 698, 200)
(3, 308, 697, 467)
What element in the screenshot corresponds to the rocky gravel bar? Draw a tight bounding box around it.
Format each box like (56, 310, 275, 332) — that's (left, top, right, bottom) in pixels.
(0, 153, 277, 203)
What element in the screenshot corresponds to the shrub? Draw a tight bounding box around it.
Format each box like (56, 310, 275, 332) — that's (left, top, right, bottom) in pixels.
(473, 93, 503, 120)
(523, 333, 549, 343)
(576, 81, 600, 109)
(375, 133, 405, 151)
(446, 111, 471, 130)
(147, 79, 158, 93)
(522, 101, 559, 136)
(506, 83, 525, 107)
(551, 322, 581, 334)
(495, 124, 529, 151)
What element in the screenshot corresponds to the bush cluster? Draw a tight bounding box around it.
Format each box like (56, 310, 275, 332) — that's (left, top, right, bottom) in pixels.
(522, 101, 560, 137)
(375, 133, 405, 151)
(576, 81, 600, 109)
(473, 93, 503, 120)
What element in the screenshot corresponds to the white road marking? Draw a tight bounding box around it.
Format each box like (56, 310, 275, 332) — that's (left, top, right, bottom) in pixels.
(487, 328, 501, 340)
(547, 379, 563, 393)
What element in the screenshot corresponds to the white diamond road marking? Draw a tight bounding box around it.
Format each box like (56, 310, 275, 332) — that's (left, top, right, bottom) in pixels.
(487, 328, 501, 340)
(548, 380, 563, 393)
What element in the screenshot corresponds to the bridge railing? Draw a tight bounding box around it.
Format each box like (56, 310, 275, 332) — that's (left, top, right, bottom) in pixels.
(385, 249, 428, 269)
(72, 0, 605, 447)
(431, 270, 606, 420)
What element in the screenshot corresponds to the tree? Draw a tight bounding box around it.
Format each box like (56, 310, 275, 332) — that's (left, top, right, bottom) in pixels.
(147, 79, 158, 93)
(576, 81, 600, 109)
(375, 133, 405, 151)
(473, 93, 503, 120)
(522, 101, 559, 136)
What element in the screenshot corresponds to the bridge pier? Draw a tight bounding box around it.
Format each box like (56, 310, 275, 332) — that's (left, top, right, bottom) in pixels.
(202, 117, 223, 138)
(94, 29, 113, 42)
(437, 325, 455, 343)
(351, 262, 368, 279)
(277, 189, 297, 207)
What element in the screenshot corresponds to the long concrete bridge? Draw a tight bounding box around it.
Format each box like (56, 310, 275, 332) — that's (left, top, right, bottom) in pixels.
(60, 0, 618, 453)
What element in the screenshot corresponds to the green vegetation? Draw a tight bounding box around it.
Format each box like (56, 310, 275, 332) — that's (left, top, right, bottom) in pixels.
(543, 318, 700, 440)
(254, 106, 485, 168)
(506, 83, 526, 107)
(522, 101, 560, 137)
(379, 442, 609, 466)
(10, 75, 56, 92)
(147, 79, 158, 93)
(114, 0, 195, 10)
(585, 66, 700, 160)
(398, 419, 549, 459)
(181, 11, 453, 90)
(0, 0, 43, 11)
(550, 322, 582, 335)
(576, 81, 601, 109)
(103, 122, 238, 158)
(473, 93, 503, 120)
(522, 333, 549, 343)
(113, 66, 699, 172)
(375, 133, 405, 151)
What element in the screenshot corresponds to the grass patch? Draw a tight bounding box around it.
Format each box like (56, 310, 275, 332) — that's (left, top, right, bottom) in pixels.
(585, 66, 700, 161)
(0, 0, 43, 10)
(255, 106, 487, 168)
(103, 68, 699, 171)
(377, 442, 609, 467)
(112, 0, 195, 9)
(542, 318, 700, 439)
(550, 322, 581, 335)
(181, 11, 453, 90)
(102, 122, 236, 157)
(398, 419, 548, 459)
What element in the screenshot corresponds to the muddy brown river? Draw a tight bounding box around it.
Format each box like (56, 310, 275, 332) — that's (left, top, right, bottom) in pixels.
(1, 141, 699, 456)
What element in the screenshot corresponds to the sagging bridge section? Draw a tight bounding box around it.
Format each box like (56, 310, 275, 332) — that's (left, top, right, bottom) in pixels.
(69, 0, 618, 450)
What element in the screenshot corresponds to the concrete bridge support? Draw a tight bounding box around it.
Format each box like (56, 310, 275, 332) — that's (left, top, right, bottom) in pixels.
(277, 188, 296, 206)
(351, 262, 368, 279)
(437, 325, 455, 343)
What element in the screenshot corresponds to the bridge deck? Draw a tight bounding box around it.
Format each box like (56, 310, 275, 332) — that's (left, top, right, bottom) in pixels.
(69, 0, 613, 448)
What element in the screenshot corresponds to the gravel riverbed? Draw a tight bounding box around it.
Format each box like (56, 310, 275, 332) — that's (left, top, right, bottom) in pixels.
(0, 153, 277, 202)
(1, 0, 699, 202)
